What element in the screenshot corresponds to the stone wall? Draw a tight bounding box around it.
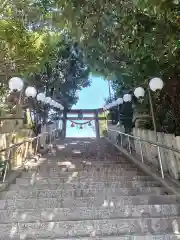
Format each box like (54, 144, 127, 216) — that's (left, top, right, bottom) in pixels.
(0, 120, 62, 169)
(132, 128, 180, 180)
(107, 125, 180, 180)
(0, 127, 34, 169)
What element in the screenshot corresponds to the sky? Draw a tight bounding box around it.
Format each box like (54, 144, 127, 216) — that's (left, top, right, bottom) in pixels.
(66, 75, 110, 137)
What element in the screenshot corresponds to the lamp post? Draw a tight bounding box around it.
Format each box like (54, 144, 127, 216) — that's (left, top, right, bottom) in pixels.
(108, 80, 112, 101)
(115, 97, 123, 126)
(8, 76, 64, 118)
(36, 93, 46, 102)
(9, 77, 24, 107)
(134, 78, 164, 140)
(9, 77, 38, 116)
(134, 77, 164, 178)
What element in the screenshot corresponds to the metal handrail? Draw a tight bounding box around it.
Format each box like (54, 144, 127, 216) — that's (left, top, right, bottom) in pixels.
(107, 128, 180, 180)
(0, 128, 57, 153)
(0, 127, 62, 182)
(108, 128, 180, 154)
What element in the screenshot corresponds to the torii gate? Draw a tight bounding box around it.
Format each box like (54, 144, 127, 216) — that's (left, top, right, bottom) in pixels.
(61, 108, 106, 139)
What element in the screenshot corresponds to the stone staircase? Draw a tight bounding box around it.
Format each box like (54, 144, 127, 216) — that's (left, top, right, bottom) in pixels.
(0, 138, 180, 239)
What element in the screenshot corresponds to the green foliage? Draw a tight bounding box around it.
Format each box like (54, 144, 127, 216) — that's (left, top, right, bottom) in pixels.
(1, 0, 180, 133)
(50, 0, 180, 134)
(0, 0, 91, 122)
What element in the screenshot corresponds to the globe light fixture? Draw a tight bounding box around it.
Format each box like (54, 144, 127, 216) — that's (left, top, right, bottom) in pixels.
(36, 92, 45, 102)
(45, 97, 51, 104)
(105, 104, 109, 110)
(58, 103, 62, 109)
(116, 98, 123, 105)
(54, 102, 58, 108)
(123, 94, 132, 102)
(149, 77, 164, 92)
(134, 87, 145, 98)
(54, 102, 58, 107)
(50, 100, 55, 106)
(9, 77, 24, 92)
(25, 86, 37, 98)
(103, 105, 107, 111)
(111, 101, 117, 107)
(108, 103, 113, 108)
(60, 104, 64, 110)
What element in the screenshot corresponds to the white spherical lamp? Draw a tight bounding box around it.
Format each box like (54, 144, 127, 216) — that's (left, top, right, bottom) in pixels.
(25, 86, 37, 98)
(116, 98, 123, 105)
(36, 93, 45, 102)
(134, 87, 145, 98)
(54, 102, 58, 108)
(45, 97, 51, 104)
(57, 103, 61, 109)
(60, 104, 64, 110)
(108, 103, 112, 109)
(9, 77, 24, 92)
(50, 100, 55, 106)
(105, 104, 109, 110)
(149, 77, 164, 92)
(108, 103, 113, 109)
(54, 101, 58, 107)
(123, 94, 132, 102)
(111, 101, 116, 107)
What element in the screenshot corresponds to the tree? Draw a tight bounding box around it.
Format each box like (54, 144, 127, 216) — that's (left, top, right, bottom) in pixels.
(51, 0, 180, 134)
(0, 1, 91, 126)
(1, 0, 180, 134)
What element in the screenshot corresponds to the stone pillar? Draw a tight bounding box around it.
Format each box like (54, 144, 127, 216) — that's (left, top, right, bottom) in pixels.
(62, 110, 67, 139)
(94, 111, 100, 139)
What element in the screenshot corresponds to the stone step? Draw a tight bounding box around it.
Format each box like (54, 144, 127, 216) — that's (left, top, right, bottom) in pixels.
(8, 180, 160, 191)
(16, 174, 150, 185)
(20, 173, 151, 181)
(2, 195, 179, 209)
(30, 168, 141, 175)
(50, 161, 136, 167)
(48, 160, 134, 165)
(22, 168, 143, 177)
(21, 169, 145, 178)
(4, 236, 180, 240)
(1, 187, 165, 199)
(27, 235, 180, 240)
(0, 204, 179, 223)
(2, 217, 180, 238)
(53, 163, 139, 169)
(63, 195, 180, 207)
(15, 178, 156, 188)
(16, 173, 153, 184)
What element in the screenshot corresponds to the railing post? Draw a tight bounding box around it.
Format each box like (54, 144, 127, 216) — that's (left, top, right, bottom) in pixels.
(94, 110, 100, 139)
(49, 131, 52, 145)
(128, 136, 131, 154)
(2, 148, 11, 182)
(157, 146, 164, 179)
(35, 137, 39, 155)
(139, 140, 144, 163)
(120, 133, 123, 147)
(62, 110, 67, 139)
